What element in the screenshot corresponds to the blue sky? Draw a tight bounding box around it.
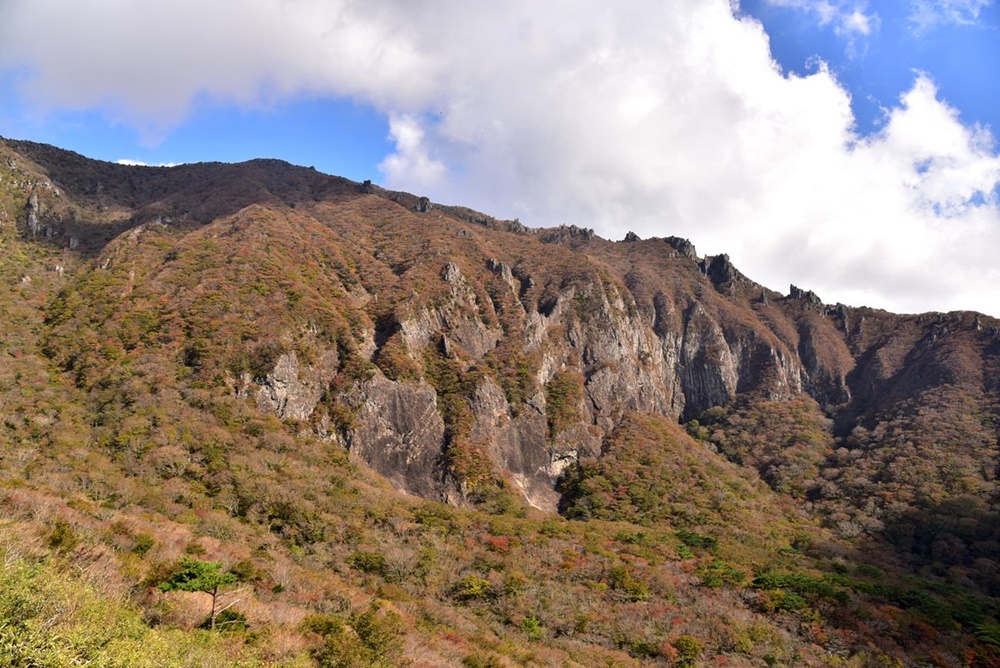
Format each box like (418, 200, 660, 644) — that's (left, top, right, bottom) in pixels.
(1, 0, 998, 317)
(743, 0, 1000, 133)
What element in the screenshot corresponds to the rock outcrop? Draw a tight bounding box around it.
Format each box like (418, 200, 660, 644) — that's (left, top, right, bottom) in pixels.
(346, 377, 447, 499)
(26, 191, 40, 236)
(253, 350, 340, 421)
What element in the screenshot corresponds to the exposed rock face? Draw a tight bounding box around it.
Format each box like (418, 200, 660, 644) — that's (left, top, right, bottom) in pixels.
(539, 224, 595, 244)
(346, 377, 447, 499)
(254, 350, 340, 421)
(703, 254, 739, 286)
(788, 284, 822, 306)
(663, 236, 697, 258)
(26, 191, 40, 236)
(468, 377, 558, 509)
(334, 247, 814, 502)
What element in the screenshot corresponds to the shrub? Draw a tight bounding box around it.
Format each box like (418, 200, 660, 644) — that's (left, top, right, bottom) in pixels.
(132, 532, 155, 556)
(0, 552, 270, 666)
(521, 616, 543, 640)
(697, 559, 747, 588)
(676, 529, 717, 553)
(455, 575, 495, 601)
(351, 603, 404, 661)
(349, 550, 387, 576)
(976, 621, 1000, 650)
(545, 370, 584, 438)
(752, 571, 847, 606)
(48, 519, 79, 553)
(608, 565, 650, 602)
(373, 333, 420, 381)
(308, 604, 404, 668)
(672, 634, 704, 665)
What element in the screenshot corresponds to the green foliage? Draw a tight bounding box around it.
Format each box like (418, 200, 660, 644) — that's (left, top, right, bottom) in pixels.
(48, 519, 79, 553)
(158, 557, 237, 595)
(545, 370, 584, 438)
(462, 654, 504, 668)
(308, 603, 404, 668)
(558, 413, 772, 528)
(333, 333, 376, 388)
(5, 141, 1000, 667)
(0, 552, 271, 667)
(520, 615, 543, 640)
(677, 529, 717, 553)
(672, 634, 705, 665)
(756, 588, 808, 614)
(624, 638, 662, 659)
(349, 549, 387, 575)
(158, 557, 238, 631)
(373, 332, 420, 381)
(228, 558, 259, 583)
(455, 575, 496, 601)
(132, 532, 155, 556)
(239, 341, 286, 382)
(484, 344, 538, 408)
(421, 345, 478, 443)
(697, 559, 747, 588)
(200, 608, 249, 633)
(262, 497, 327, 545)
(752, 571, 848, 611)
(351, 604, 404, 661)
(696, 399, 833, 500)
(608, 565, 651, 602)
(975, 621, 1000, 650)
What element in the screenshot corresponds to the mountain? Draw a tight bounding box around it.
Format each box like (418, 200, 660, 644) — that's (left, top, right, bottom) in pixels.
(2, 136, 999, 666)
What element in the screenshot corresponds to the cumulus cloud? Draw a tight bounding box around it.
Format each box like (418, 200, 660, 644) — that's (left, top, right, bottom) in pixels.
(1, 0, 998, 316)
(378, 114, 447, 191)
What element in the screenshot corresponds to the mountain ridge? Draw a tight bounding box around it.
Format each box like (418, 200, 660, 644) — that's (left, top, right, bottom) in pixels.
(2, 136, 1000, 665)
(5, 135, 998, 506)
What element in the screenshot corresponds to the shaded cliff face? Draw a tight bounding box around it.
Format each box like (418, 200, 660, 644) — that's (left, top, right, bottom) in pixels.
(5, 137, 999, 519)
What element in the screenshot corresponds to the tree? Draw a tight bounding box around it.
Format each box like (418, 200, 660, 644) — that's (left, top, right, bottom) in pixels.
(158, 557, 238, 630)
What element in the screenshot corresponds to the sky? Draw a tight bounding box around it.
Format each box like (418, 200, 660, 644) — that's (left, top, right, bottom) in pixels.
(1, 1, 999, 317)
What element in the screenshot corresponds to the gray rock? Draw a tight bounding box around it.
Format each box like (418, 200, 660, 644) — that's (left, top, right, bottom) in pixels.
(663, 236, 697, 258)
(254, 349, 340, 421)
(26, 191, 40, 236)
(789, 284, 822, 305)
(347, 376, 449, 500)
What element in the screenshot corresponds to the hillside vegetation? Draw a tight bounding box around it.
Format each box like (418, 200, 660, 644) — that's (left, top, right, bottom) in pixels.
(1, 137, 999, 666)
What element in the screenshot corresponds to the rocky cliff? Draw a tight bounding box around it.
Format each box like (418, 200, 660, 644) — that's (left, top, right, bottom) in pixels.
(4, 137, 998, 520)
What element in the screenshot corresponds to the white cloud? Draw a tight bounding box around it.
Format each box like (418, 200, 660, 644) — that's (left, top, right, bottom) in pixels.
(378, 114, 448, 191)
(909, 0, 993, 34)
(116, 159, 180, 167)
(1, 0, 999, 316)
(0, 0, 433, 127)
(765, 0, 879, 37)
